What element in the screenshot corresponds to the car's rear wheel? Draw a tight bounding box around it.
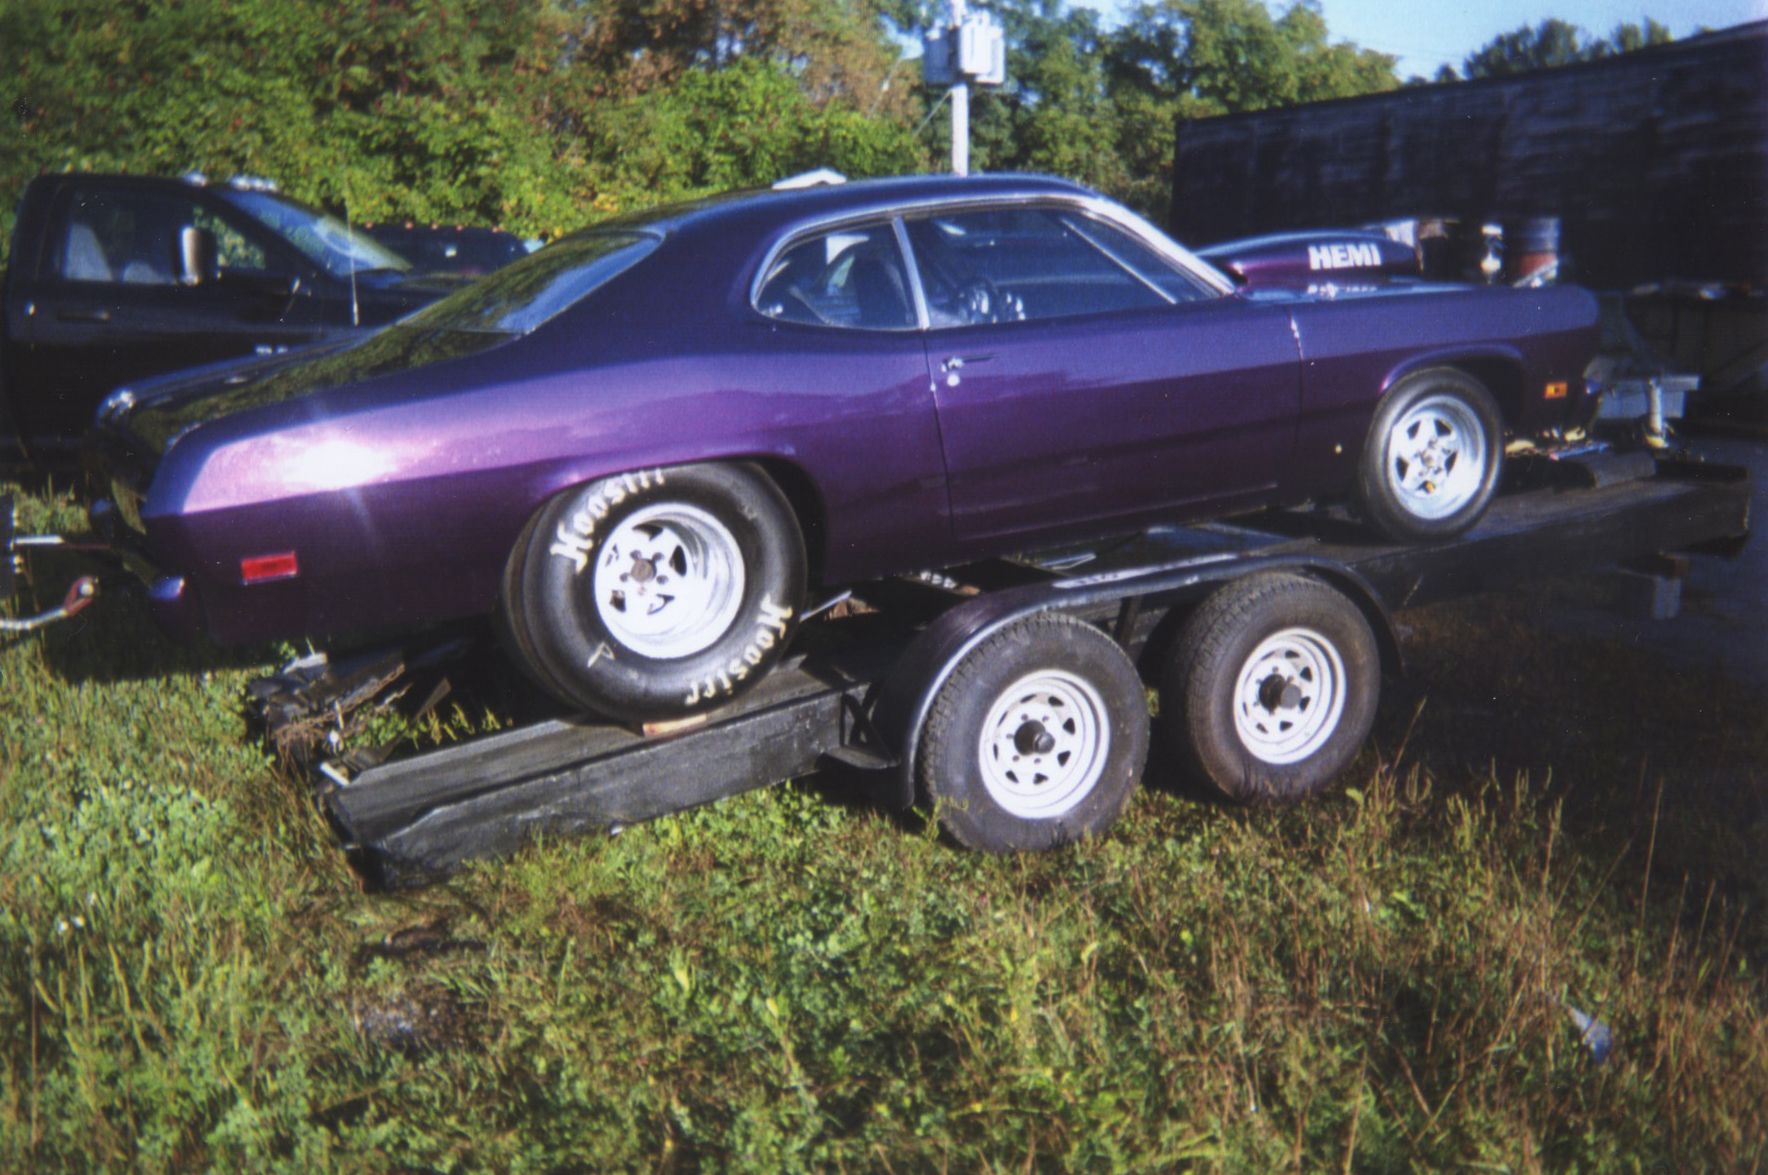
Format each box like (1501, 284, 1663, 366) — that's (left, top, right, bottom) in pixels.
(1358, 368, 1503, 541)
(501, 463, 806, 721)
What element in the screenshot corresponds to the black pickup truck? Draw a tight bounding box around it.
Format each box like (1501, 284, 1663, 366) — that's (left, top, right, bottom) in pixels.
(0, 173, 460, 461)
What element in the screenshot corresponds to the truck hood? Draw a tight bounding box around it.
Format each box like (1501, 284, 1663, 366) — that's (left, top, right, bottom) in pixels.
(352, 269, 477, 321)
(108, 324, 514, 456)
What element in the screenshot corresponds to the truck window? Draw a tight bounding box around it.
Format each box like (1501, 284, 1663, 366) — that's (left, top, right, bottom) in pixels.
(52, 186, 269, 285)
(193, 207, 268, 271)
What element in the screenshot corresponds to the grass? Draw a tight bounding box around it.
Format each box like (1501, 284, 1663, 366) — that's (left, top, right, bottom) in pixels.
(3, 477, 1765, 1171)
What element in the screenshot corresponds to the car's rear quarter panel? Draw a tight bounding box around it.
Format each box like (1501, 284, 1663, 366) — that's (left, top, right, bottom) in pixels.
(146, 263, 950, 644)
(1283, 284, 1599, 494)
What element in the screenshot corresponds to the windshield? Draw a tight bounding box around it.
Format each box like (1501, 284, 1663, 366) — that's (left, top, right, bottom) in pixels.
(396, 230, 662, 335)
(219, 189, 412, 277)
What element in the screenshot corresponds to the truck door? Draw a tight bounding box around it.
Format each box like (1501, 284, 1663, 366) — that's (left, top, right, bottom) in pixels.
(12, 181, 326, 447)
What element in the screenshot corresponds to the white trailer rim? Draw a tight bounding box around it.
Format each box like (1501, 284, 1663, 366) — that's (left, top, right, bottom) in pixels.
(976, 669, 1112, 819)
(1232, 626, 1347, 765)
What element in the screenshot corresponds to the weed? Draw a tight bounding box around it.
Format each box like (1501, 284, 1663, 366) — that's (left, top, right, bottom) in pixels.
(2, 481, 1764, 1170)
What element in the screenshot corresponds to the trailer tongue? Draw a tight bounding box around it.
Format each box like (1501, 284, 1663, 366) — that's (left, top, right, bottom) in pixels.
(0, 496, 101, 634)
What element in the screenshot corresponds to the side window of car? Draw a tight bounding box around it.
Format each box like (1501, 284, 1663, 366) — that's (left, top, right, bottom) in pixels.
(755, 222, 916, 330)
(1059, 214, 1218, 303)
(54, 187, 267, 285)
(903, 207, 1172, 327)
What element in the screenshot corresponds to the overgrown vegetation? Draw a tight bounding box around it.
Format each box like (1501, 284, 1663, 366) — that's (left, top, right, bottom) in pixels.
(3, 478, 1763, 1169)
(4, 0, 1684, 257)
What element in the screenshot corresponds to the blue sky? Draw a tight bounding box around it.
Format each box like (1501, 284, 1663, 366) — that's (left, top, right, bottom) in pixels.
(1074, 0, 1768, 79)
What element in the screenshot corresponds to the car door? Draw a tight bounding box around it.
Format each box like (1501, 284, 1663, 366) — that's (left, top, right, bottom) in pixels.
(748, 217, 952, 581)
(13, 181, 326, 445)
(902, 204, 1301, 546)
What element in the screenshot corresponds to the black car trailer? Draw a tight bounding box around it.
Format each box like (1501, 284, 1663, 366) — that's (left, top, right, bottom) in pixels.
(3, 449, 1753, 886)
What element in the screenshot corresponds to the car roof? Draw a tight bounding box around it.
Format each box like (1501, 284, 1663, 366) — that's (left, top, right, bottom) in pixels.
(599, 172, 1098, 239)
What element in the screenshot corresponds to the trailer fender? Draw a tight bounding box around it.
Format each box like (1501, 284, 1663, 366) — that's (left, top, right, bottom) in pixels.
(868, 553, 1402, 811)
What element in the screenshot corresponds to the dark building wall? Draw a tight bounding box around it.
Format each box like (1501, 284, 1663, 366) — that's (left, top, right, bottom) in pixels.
(1170, 23, 1768, 289)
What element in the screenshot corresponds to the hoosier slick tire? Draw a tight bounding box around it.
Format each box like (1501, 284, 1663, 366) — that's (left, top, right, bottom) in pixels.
(501, 463, 806, 722)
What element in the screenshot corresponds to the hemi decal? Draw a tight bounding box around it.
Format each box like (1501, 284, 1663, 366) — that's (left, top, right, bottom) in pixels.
(1308, 241, 1384, 271)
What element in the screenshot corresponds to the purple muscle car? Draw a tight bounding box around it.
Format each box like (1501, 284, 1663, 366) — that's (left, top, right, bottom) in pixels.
(93, 174, 1599, 719)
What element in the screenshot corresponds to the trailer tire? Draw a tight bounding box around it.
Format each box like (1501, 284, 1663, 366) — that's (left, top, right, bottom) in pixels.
(1359, 368, 1503, 541)
(1163, 573, 1378, 804)
(918, 613, 1148, 852)
(501, 463, 806, 721)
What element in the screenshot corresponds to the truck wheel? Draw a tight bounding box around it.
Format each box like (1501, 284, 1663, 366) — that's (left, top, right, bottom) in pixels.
(1162, 573, 1379, 804)
(501, 463, 806, 721)
(918, 613, 1149, 852)
(1358, 368, 1503, 541)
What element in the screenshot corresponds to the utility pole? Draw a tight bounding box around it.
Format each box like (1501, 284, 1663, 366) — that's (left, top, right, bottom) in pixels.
(949, 0, 969, 177)
(922, 0, 1004, 176)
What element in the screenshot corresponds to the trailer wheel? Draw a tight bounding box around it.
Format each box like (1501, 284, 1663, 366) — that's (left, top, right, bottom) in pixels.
(918, 613, 1149, 852)
(501, 463, 806, 721)
(1359, 368, 1503, 541)
(1163, 573, 1379, 804)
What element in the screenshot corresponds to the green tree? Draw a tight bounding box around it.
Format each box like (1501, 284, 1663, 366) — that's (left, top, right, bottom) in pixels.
(900, 1, 1126, 192)
(1109, 0, 1396, 116)
(1609, 17, 1675, 54)
(1459, 17, 1674, 79)
(0, 0, 928, 253)
(1101, 0, 1396, 215)
(576, 0, 917, 119)
(582, 59, 922, 213)
(1, 0, 591, 238)
(999, 3, 1126, 189)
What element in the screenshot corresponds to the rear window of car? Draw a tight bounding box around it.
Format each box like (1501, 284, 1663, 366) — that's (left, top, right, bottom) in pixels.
(401, 231, 661, 335)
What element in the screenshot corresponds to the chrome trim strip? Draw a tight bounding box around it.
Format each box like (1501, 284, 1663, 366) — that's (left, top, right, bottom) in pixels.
(892, 216, 932, 330)
(1061, 212, 1178, 305)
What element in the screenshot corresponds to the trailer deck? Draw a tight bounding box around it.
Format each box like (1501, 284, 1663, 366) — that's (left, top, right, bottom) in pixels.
(301, 453, 1750, 886)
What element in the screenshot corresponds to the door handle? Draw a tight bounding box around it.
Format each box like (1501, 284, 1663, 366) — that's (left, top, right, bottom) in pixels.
(58, 307, 112, 324)
(940, 353, 993, 387)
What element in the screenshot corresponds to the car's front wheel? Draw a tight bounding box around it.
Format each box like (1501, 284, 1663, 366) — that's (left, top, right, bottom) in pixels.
(1358, 368, 1503, 541)
(501, 463, 806, 721)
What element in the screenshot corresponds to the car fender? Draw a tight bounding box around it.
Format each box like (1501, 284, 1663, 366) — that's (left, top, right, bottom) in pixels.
(1379, 344, 1527, 399)
(516, 447, 827, 561)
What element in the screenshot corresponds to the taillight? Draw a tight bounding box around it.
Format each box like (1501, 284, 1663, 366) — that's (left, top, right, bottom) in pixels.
(240, 552, 299, 584)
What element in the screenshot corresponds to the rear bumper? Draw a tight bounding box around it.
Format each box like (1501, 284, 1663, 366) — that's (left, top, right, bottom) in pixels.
(84, 497, 206, 642)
